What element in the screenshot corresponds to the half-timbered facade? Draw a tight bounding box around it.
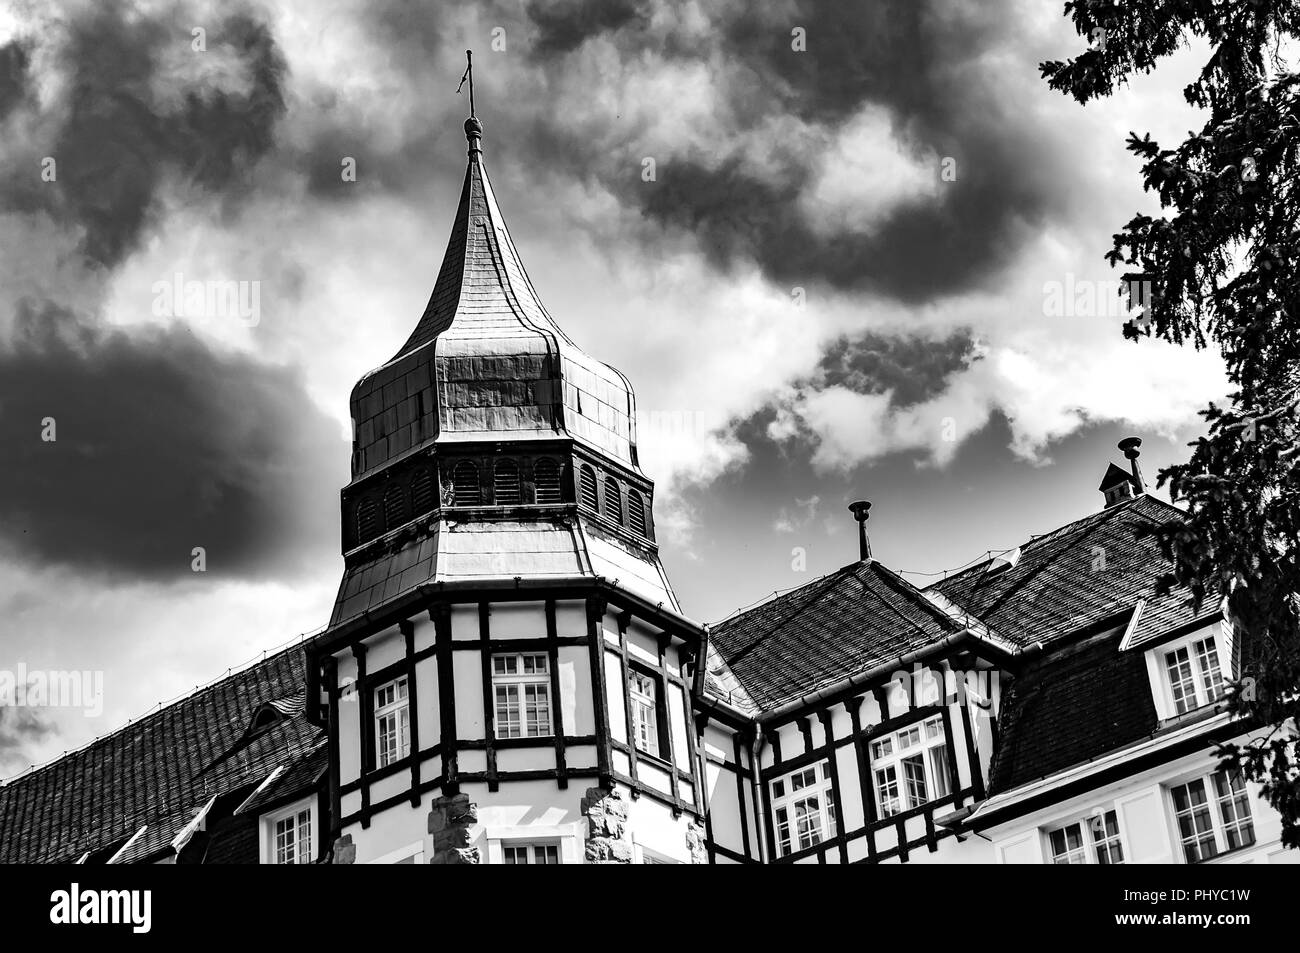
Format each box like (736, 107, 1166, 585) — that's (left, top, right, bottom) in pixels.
(1, 109, 1293, 866)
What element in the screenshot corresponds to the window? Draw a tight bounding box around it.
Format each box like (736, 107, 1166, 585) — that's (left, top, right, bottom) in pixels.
(533, 458, 562, 504)
(493, 654, 551, 738)
(1164, 637, 1225, 715)
(501, 843, 561, 864)
(771, 762, 838, 856)
(383, 482, 408, 529)
(374, 677, 410, 768)
(356, 497, 379, 542)
(493, 460, 521, 505)
(627, 489, 647, 536)
(629, 670, 660, 757)
(1048, 810, 1125, 864)
(603, 477, 623, 522)
(1170, 770, 1255, 863)
(578, 465, 599, 511)
(272, 806, 313, 865)
(410, 467, 434, 513)
(452, 460, 480, 506)
(870, 715, 952, 817)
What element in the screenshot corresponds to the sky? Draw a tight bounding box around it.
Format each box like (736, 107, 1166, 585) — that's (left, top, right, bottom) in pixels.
(0, 0, 1228, 775)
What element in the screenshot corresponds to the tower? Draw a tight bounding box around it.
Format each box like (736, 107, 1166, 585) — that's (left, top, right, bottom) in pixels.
(306, 83, 709, 864)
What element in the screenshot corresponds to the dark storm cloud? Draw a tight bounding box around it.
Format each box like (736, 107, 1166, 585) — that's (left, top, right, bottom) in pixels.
(0, 6, 286, 269)
(0, 301, 346, 581)
(525, 0, 647, 55)
(814, 330, 979, 406)
(0, 707, 55, 776)
(512, 0, 1069, 303)
(0, 39, 31, 119)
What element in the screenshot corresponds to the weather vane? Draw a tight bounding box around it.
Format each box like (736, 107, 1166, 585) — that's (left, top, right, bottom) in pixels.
(456, 49, 476, 118)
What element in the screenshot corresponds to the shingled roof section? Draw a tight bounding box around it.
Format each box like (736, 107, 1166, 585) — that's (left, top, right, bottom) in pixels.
(708, 561, 975, 713)
(0, 644, 321, 864)
(987, 624, 1159, 794)
(926, 495, 1194, 648)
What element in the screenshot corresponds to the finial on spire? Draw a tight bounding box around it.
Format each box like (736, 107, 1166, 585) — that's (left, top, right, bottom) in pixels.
(458, 50, 483, 156)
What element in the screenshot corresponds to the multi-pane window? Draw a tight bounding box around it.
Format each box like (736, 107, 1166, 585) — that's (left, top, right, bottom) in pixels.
(1048, 810, 1124, 864)
(1164, 637, 1225, 715)
(629, 670, 660, 757)
(502, 843, 560, 864)
(870, 715, 952, 817)
(374, 677, 410, 768)
(771, 762, 838, 857)
(493, 654, 551, 738)
(1170, 770, 1256, 863)
(273, 807, 313, 865)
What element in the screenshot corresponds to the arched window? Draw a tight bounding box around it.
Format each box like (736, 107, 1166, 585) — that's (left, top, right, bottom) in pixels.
(452, 460, 481, 506)
(533, 458, 562, 504)
(627, 489, 647, 536)
(357, 497, 379, 542)
(579, 465, 599, 511)
(410, 467, 434, 514)
(603, 477, 623, 523)
(384, 483, 409, 529)
(494, 459, 521, 505)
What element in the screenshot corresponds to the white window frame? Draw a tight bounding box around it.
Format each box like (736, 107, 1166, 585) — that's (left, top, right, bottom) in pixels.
(629, 669, 661, 758)
(1164, 637, 1225, 716)
(500, 842, 563, 865)
(492, 653, 552, 738)
(373, 675, 410, 768)
(869, 714, 952, 818)
(261, 797, 315, 865)
(1168, 769, 1256, 864)
(368, 841, 425, 864)
(1145, 624, 1232, 721)
(1045, 808, 1126, 865)
(484, 823, 582, 864)
(770, 761, 838, 857)
(633, 841, 681, 864)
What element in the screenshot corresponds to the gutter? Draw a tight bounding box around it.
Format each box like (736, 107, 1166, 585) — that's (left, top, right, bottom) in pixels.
(748, 731, 769, 864)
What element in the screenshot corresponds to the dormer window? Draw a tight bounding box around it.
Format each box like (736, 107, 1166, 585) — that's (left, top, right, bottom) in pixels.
(1142, 624, 1231, 722)
(1163, 637, 1224, 715)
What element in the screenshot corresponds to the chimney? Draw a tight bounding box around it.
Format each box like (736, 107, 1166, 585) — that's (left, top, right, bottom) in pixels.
(1118, 436, 1145, 493)
(1098, 437, 1144, 508)
(848, 500, 872, 562)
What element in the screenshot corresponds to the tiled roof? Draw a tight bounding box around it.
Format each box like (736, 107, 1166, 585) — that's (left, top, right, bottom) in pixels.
(235, 740, 327, 818)
(987, 624, 1158, 794)
(709, 561, 971, 713)
(0, 644, 321, 864)
(926, 495, 1192, 647)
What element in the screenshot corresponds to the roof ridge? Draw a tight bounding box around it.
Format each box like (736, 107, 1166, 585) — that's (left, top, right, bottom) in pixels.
(925, 497, 1146, 589)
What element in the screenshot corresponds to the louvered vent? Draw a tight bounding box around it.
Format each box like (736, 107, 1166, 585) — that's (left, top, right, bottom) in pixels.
(579, 465, 599, 511)
(534, 458, 562, 504)
(357, 497, 379, 542)
(628, 490, 647, 536)
(494, 460, 521, 505)
(452, 461, 481, 506)
(604, 477, 623, 523)
(384, 483, 409, 529)
(410, 467, 434, 514)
